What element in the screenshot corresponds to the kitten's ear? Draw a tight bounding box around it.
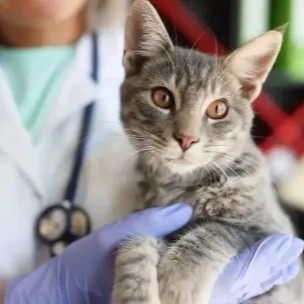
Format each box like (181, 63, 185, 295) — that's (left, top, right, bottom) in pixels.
(224, 29, 284, 102)
(123, 0, 174, 75)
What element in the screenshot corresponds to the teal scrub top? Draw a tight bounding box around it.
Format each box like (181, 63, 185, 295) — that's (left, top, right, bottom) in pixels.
(0, 45, 75, 141)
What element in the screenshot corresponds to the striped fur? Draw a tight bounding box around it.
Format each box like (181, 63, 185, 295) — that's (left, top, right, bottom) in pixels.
(112, 1, 304, 303)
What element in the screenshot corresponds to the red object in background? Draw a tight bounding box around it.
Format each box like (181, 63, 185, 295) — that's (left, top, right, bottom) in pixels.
(151, 0, 304, 156)
(260, 103, 304, 155)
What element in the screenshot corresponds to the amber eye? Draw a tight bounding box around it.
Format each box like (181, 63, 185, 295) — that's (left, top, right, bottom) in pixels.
(152, 87, 174, 110)
(206, 99, 229, 119)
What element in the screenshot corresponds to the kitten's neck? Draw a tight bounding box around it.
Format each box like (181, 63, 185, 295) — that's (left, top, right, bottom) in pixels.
(138, 155, 225, 190)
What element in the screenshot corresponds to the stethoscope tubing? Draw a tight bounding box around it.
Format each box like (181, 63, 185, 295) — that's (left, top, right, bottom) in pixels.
(35, 32, 99, 255)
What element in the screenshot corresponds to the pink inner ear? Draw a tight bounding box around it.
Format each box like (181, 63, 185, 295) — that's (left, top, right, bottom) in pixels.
(255, 51, 275, 79)
(240, 51, 276, 99)
(241, 80, 257, 99)
(125, 9, 143, 52)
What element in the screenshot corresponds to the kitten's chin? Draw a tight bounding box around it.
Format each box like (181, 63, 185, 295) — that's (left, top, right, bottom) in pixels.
(164, 155, 202, 175)
(144, 149, 204, 175)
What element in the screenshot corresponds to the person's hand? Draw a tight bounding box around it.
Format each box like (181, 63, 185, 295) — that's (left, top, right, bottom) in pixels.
(211, 234, 304, 304)
(5, 203, 192, 304)
(6, 203, 303, 304)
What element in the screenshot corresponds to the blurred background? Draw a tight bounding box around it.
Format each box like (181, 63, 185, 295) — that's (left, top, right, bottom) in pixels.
(151, 0, 304, 236)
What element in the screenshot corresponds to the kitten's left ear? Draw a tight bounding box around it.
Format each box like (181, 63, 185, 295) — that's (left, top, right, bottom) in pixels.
(123, 0, 174, 75)
(224, 29, 284, 102)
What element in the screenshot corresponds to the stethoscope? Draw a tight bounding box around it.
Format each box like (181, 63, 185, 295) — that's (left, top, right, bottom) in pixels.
(35, 32, 99, 257)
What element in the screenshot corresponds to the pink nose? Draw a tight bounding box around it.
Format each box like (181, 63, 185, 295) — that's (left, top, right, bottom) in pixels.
(173, 134, 199, 151)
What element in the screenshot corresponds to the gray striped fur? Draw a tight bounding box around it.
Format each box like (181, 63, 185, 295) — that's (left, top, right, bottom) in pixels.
(112, 1, 304, 303)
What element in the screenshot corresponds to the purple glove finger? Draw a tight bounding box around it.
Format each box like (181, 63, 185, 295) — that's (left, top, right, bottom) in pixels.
(211, 234, 304, 304)
(269, 237, 304, 273)
(232, 234, 298, 290)
(6, 203, 192, 304)
(242, 262, 300, 302)
(99, 202, 193, 250)
(261, 262, 299, 292)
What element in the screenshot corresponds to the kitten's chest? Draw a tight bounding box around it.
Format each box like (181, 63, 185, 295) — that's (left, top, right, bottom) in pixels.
(139, 176, 253, 220)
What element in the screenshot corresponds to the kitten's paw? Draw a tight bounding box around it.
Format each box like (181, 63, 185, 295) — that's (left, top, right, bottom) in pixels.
(204, 200, 227, 218)
(158, 254, 214, 304)
(112, 236, 163, 304)
(159, 278, 210, 304)
(159, 278, 193, 304)
(158, 263, 200, 304)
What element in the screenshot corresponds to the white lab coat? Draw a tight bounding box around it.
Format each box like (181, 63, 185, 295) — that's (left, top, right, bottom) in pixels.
(0, 26, 139, 282)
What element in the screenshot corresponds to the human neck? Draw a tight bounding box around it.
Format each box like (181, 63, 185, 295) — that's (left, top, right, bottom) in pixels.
(0, 12, 86, 47)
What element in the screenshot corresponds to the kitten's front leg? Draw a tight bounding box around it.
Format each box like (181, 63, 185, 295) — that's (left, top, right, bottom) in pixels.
(158, 259, 218, 304)
(158, 221, 251, 304)
(112, 236, 165, 304)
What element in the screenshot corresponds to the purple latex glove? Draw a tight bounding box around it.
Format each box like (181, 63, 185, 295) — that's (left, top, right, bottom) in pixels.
(211, 234, 304, 304)
(5, 203, 303, 304)
(5, 203, 192, 304)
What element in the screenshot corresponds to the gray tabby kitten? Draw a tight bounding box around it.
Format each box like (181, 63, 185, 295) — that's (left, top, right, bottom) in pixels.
(112, 1, 304, 303)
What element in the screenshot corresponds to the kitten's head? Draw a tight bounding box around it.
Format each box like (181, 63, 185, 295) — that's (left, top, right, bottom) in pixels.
(121, 0, 283, 174)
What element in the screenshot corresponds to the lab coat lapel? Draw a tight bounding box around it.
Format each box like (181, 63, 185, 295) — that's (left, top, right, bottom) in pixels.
(0, 70, 43, 198)
(0, 33, 100, 200)
(41, 34, 99, 135)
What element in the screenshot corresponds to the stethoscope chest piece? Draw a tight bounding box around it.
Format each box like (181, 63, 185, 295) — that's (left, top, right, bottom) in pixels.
(35, 201, 91, 256)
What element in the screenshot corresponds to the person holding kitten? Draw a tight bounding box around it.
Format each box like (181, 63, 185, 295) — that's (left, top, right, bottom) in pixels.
(0, 0, 302, 303)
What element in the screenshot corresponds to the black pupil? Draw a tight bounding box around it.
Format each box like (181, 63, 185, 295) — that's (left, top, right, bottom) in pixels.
(215, 104, 219, 114)
(162, 93, 169, 103)
(215, 102, 225, 116)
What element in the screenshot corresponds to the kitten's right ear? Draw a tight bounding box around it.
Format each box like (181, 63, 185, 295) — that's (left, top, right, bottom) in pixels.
(123, 0, 174, 75)
(224, 29, 283, 102)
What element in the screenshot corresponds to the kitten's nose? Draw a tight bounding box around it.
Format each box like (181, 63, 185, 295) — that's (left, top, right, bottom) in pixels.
(173, 134, 199, 151)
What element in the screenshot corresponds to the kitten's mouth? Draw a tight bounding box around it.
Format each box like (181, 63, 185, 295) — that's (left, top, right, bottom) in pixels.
(165, 153, 194, 165)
